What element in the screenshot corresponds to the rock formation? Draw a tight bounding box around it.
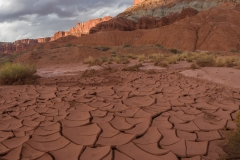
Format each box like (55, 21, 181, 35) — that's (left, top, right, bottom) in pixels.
(50, 16, 112, 41)
(90, 8, 198, 33)
(38, 37, 51, 43)
(14, 39, 38, 44)
(90, 17, 136, 34)
(71, 3, 240, 52)
(0, 38, 49, 54)
(134, 0, 144, 5)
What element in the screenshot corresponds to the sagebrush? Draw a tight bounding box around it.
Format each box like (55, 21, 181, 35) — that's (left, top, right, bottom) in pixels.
(0, 63, 36, 85)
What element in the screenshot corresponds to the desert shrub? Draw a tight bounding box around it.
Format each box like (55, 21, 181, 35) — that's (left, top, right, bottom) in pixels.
(51, 46, 60, 49)
(0, 63, 36, 85)
(154, 61, 169, 68)
(137, 54, 146, 62)
(196, 54, 215, 67)
(215, 57, 226, 67)
(235, 61, 240, 69)
(94, 46, 110, 51)
(123, 44, 131, 47)
(123, 63, 143, 71)
(166, 55, 179, 64)
(230, 50, 238, 53)
(65, 43, 72, 47)
(127, 54, 138, 59)
(36, 46, 43, 50)
(81, 69, 97, 77)
(156, 44, 164, 48)
(178, 52, 196, 61)
(94, 56, 108, 65)
(225, 56, 237, 67)
(111, 51, 117, 56)
(83, 56, 94, 64)
(169, 49, 182, 54)
(112, 56, 130, 64)
(224, 112, 240, 159)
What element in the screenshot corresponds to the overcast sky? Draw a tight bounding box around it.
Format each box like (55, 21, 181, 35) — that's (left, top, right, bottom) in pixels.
(0, 0, 132, 42)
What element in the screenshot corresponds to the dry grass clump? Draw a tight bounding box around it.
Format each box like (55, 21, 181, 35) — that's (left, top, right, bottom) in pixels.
(83, 56, 94, 64)
(165, 55, 179, 64)
(94, 46, 110, 51)
(122, 63, 143, 72)
(0, 63, 36, 85)
(223, 112, 240, 159)
(111, 56, 130, 64)
(196, 54, 215, 67)
(81, 69, 97, 77)
(126, 54, 138, 59)
(84, 55, 130, 66)
(137, 54, 146, 62)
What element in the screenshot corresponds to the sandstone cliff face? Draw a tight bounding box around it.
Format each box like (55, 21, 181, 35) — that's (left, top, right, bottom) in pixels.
(0, 38, 49, 54)
(0, 43, 27, 54)
(14, 39, 38, 44)
(50, 31, 66, 41)
(50, 16, 112, 41)
(38, 37, 51, 43)
(134, 0, 144, 5)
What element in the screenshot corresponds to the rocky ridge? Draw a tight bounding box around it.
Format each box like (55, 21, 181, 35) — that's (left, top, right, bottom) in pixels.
(0, 38, 51, 54)
(50, 16, 112, 41)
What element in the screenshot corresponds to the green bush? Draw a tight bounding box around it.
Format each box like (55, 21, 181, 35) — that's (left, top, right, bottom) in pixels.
(0, 63, 36, 85)
(156, 44, 164, 48)
(123, 44, 131, 48)
(224, 112, 240, 159)
(65, 43, 72, 47)
(94, 46, 110, 51)
(230, 50, 238, 53)
(169, 49, 182, 54)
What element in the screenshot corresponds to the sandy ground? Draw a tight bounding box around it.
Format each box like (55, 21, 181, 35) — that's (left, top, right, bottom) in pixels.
(181, 67, 240, 89)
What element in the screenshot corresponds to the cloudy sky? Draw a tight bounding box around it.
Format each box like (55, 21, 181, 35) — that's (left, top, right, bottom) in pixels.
(0, 0, 132, 42)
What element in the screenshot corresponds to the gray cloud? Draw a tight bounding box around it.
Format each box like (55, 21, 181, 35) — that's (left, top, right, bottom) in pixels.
(0, 0, 132, 42)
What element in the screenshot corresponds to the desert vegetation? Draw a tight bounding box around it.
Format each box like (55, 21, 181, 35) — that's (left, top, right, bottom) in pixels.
(94, 46, 110, 51)
(84, 54, 130, 66)
(0, 63, 36, 85)
(224, 112, 240, 159)
(83, 52, 240, 69)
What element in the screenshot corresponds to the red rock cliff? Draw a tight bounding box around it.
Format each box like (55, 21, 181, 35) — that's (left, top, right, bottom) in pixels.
(50, 16, 112, 41)
(134, 0, 144, 5)
(0, 39, 42, 54)
(38, 37, 51, 43)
